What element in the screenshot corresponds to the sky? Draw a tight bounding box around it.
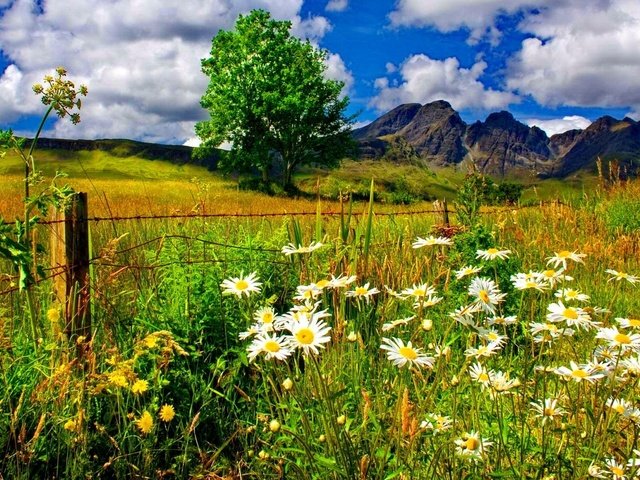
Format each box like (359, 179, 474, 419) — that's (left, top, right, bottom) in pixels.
(0, 0, 639, 145)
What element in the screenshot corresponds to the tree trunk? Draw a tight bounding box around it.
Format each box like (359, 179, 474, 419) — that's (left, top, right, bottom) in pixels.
(261, 165, 269, 183)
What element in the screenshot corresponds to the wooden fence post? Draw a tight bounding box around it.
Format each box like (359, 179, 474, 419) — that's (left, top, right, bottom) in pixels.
(51, 192, 91, 349)
(442, 198, 450, 227)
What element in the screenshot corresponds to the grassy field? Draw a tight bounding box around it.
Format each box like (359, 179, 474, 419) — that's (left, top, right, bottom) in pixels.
(1, 148, 640, 478)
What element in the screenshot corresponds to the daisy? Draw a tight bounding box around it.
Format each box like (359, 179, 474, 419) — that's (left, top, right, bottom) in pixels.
(546, 250, 586, 269)
(454, 431, 492, 462)
(554, 288, 590, 303)
(464, 341, 503, 359)
(476, 248, 511, 261)
(606, 269, 639, 284)
(511, 273, 549, 292)
(468, 277, 507, 313)
(450, 303, 482, 327)
(477, 328, 508, 347)
(616, 317, 640, 329)
(380, 337, 434, 369)
(247, 334, 293, 362)
(604, 458, 627, 480)
(596, 327, 640, 352)
(530, 398, 566, 425)
(346, 283, 380, 304)
(546, 301, 593, 329)
(382, 316, 415, 332)
(294, 283, 323, 302)
(489, 371, 521, 395)
(286, 316, 332, 356)
(487, 314, 518, 326)
(537, 268, 573, 287)
(621, 355, 640, 376)
(327, 274, 357, 289)
(529, 322, 573, 344)
(606, 397, 633, 416)
(281, 241, 323, 255)
(421, 414, 453, 433)
(628, 450, 640, 468)
(220, 272, 262, 298)
(554, 361, 605, 382)
(414, 294, 443, 310)
(253, 306, 277, 333)
(401, 283, 436, 300)
(412, 235, 452, 248)
(468, 362, 493, 388)
(455, 265, 483, 280)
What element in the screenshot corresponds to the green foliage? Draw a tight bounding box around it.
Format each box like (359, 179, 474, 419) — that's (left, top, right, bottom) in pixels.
(455, 173, 524, 227)
(599, 191, 640, 233)
(196, 9, 354, 190)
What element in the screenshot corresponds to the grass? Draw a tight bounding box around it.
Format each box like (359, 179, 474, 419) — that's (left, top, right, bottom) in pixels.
(1, 146, 639, 478)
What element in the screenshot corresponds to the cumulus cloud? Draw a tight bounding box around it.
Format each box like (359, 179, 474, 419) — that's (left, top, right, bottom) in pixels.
(0, 0, 335, 143)
(325, 0, 348, 12)
(388, 0, 552, 44)
(525, 116, 592, 136)
(507, 0, 640, 113)
(370, 54, 518, 112)
(324, 52, 354, 93)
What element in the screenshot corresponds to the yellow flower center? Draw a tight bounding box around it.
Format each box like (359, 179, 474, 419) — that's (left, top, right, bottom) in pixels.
(614, 333, 631, 345)
(487, 332, 499, 341)
(355, 287, 368, 296)
(611, 466, 624, 476)
(236, 280, 249, 291)
(613, 405, 625, 414)
(296, 328, 315, 345)
(478, 290, 490, 303)
(398, 346, 418, 360)
(414, 289, 425, 297)
(617, 272, 628, 279)
(478, 373, 489, 382)
(486, 248, 499, 255)
(628, 319, 640, 327)
(525, 281, 537, 288)
(261, 313, 274, 324)
(546, 323, 558, 333)
(316, 280, 330, 288)
(558, 250, 571, 258)
(264, 340, 281, 353)
(543, 270, 556, 278)
(543, 407, 555, 417)
(465, 437, 480, 451)
(572, 369, 588, 378)
(563, 308, 578, 320)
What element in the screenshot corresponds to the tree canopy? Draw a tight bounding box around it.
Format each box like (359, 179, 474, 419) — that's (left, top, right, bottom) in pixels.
(195, 9, 353, 191)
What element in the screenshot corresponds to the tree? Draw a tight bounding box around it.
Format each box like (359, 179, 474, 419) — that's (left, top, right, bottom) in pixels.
(196, 9, 353, 191)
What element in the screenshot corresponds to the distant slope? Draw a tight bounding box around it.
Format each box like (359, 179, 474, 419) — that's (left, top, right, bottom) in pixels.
(354, 101, 640, 178)
(21, 137, 221, 170)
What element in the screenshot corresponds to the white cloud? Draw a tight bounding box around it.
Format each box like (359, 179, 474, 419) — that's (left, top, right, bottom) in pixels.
(388, 0, 551, 44)
(507, 0, 640, 112)
(324, 52, 354, 93)
(325, 0, 348, 12)
(385, 62, 397, 74)
(525, 116, 592, 137)
(0, 0, 335, 143)
(370, 54, 518, 112)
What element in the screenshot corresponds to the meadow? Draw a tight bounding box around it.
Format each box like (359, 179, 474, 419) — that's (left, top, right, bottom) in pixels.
(1, 152, 640, 478)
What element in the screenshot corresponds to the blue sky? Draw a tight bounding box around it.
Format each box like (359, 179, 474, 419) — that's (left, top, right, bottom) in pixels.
(1, 0, 639, 144)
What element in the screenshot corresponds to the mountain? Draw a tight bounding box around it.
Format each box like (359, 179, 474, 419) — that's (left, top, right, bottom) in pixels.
(353, 101, 640, 178)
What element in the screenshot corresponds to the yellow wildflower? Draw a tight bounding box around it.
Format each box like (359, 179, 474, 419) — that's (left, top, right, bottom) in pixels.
(131, 379, 149, 395)
(159, 404, 175, 423)
(136, 411, 154, 434)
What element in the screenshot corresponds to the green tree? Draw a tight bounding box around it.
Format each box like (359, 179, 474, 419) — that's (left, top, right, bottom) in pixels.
(196, 9, 353, 191)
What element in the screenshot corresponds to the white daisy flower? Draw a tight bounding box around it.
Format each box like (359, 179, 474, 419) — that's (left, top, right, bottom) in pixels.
(530, 398, 566, 425)
(616, 317, 640, 329)
(546, 250, 586, 269)
(286, 315, 332, 356)
(454, 431, 492, 462)
(468, 277, 506, 314)
(412, 235, 453, 248)
(327, 274, 357, 289)
(220, 272, 262, 298)
(546, 301, 594, 329)
(421, 414, 453, 433)
(247, 334, 293, 362)
(596, 327, 640, 352)
(511, 272, 549, 292)
(455, 265, 482, 280)
(476, 248, 511, 261)
(450, 303, 482, 327)
(536, 268, 573, 287)
(253, 306, 277, 332)
(468, 362, 493, 388)
(604, 458, 627, 480)
(294, 283, 323, 302)
(281, 241, 323, 255)
(464, 341, 503, 359)
(487, 315, 517, 326)
(554, 361, 606, 382)
(346, 283, 380, 304)
(606, 269, 639, 284)
(380, 337, 434, 369)
(554, 288, 590, 303)
(401, 283, 436, 300)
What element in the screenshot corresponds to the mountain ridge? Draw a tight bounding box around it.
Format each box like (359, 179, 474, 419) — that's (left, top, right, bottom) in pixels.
(353, 101, 640, 178)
